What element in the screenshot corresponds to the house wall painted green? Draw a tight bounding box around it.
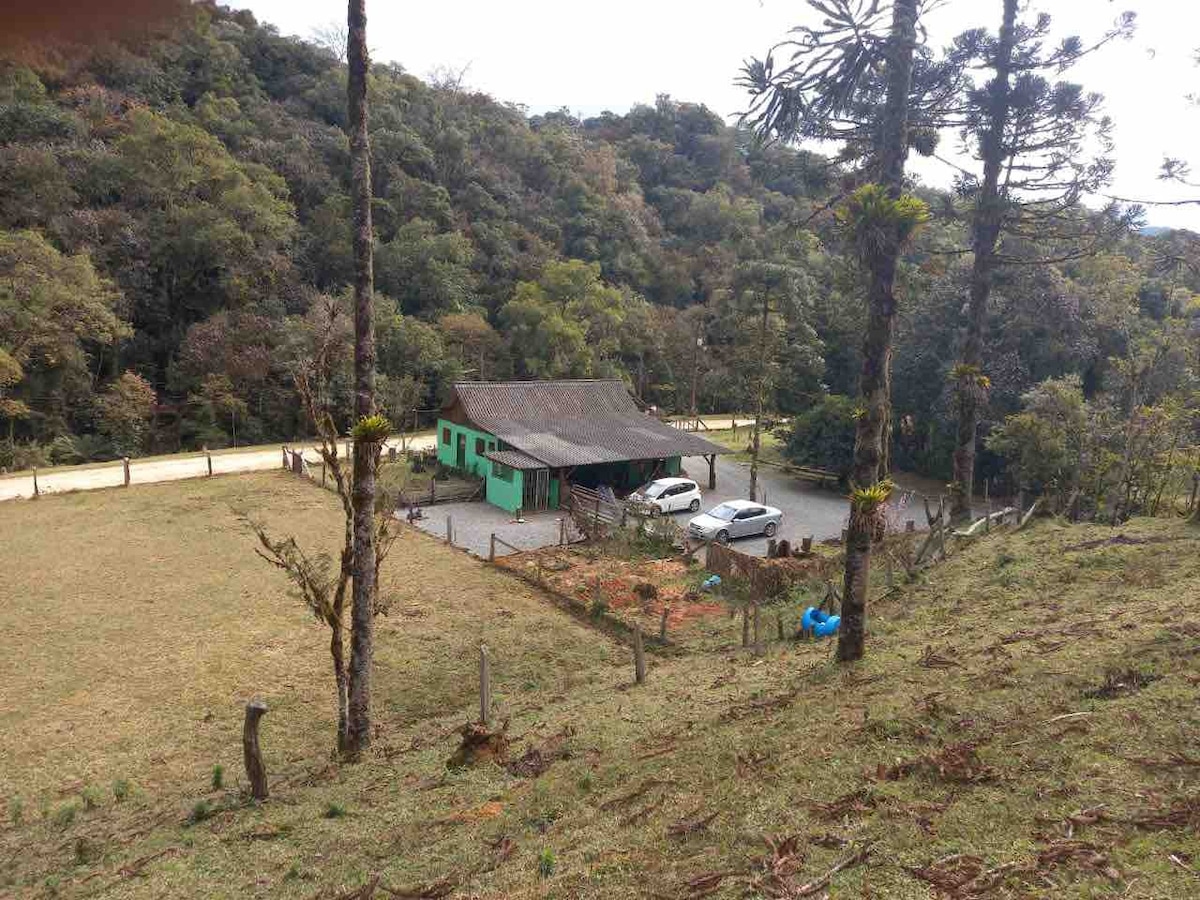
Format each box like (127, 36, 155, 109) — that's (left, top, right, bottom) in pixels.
(486, 461, 524, 512)
(435, 419, 496, 479)
(437, 416, 684, 513)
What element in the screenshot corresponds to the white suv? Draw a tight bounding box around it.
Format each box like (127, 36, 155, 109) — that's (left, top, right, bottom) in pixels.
(628, 477, 702, 515)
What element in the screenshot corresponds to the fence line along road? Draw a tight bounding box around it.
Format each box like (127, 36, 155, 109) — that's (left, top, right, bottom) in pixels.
(0, 414, 753, 503)
(0, 434, 436, 502)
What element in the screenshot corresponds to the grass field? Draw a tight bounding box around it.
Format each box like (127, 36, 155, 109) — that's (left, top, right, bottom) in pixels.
(1, 474, 1198, 898)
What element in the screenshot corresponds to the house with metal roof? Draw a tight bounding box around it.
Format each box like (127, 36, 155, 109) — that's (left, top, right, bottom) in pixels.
(436, 380, 727, 513)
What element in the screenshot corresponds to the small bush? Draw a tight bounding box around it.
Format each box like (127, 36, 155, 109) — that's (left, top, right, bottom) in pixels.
(73, 836, 100, 865)
(188, 799, 213, 824)
(9, 796, 23, 826)
(112, 779, 131, 803)
(537, 847, 556, 878)
(210, 764, 223, 790)
(322, 802, 346, 819)
(80, 785, 102, 811)
(52, 803, 78, 830)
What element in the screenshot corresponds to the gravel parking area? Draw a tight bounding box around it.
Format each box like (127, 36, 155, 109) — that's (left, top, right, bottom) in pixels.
(411, 456, 925, 562)
(408, 501, 570, 558)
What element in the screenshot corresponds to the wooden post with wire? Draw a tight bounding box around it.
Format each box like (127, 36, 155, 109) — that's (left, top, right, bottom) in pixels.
(633, 626, 646, 684)
(478, 645, 492, 726)
(32, 466, 39, 499)
(206, 450, 213, 477)
(122, 457, 130, 487)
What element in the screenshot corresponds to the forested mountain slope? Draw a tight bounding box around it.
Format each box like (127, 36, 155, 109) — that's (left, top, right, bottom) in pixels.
(1, 2, 1196, 491)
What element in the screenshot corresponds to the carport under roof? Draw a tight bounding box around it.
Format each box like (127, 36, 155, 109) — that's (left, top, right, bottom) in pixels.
(446, 380, 727, 469)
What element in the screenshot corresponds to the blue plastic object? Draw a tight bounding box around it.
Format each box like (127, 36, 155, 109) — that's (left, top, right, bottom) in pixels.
(801, 606, 841, 637)
(701, 574, 722, 591)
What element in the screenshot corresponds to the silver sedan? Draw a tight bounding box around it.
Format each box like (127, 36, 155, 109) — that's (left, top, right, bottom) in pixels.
(687, 499, 784, 544)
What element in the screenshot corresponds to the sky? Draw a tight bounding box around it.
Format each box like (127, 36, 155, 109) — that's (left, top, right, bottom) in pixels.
(240, 0, 1200, 230)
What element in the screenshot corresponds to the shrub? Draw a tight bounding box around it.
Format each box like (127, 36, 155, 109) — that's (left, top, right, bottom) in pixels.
(782, 395, 857, 478)
(9, 796, 23, 826)
(80, 785, 102, 811)
(112, 779, 131, 802)
(188, 799, 213, 824)
(211, 764, 224, 790)
(322, 802, 346, 819)
(52, 803, 78, 830)
(537, 847, 556, 878)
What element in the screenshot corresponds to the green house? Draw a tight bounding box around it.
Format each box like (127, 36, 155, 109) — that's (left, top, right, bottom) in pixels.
(436, 380, 727, 513)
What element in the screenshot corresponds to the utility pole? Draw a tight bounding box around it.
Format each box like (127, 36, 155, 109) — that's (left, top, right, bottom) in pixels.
(689, 330, 703, 431)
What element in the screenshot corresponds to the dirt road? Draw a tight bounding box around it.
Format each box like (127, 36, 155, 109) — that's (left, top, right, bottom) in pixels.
(0, 416, 751, 502)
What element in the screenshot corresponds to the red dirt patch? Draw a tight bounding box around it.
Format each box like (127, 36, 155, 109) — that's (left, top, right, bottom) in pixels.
(497, 549, 726, 626)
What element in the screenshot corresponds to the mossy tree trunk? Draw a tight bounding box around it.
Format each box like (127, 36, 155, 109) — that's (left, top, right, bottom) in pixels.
(346, 0, 377, 759)
(838, 0, 919, 664)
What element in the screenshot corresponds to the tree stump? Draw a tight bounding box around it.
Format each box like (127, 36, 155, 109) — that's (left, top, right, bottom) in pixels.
(242, 701, 269, 801)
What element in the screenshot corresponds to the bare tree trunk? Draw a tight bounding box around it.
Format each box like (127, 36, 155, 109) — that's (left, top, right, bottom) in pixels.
(346, 0, 377, 759)
(951, 0, 1017, 523)
(331, 618, 349, 756)
(838, 0, 918, 664)
(748, 289, 770, 502)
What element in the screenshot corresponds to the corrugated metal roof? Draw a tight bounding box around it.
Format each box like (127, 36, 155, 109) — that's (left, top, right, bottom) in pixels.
(483, 448, 547, 470)
(450, 380, 727, 469)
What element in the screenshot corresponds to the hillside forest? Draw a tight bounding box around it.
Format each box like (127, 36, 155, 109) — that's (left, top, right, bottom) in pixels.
(3, 1, 1200, 513)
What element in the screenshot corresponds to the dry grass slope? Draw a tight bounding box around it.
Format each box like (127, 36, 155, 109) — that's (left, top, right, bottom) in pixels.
(1, 475, 1197, 898)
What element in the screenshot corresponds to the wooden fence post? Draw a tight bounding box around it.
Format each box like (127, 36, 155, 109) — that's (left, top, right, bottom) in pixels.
(489, 533, 496, 562)
(123, 457, 130, 487)
(478, 645, 492, 726)
(281, 446, 287, 469)
(32, 466, 39, 499)
(446, 515, 453, 545)
(633, 626, 646, 685)
(206, 451, 213, 477)
(559, 517, 566, 546)
(776, 612, 785, 641)
(659, 606, 669, 642)
(321, 462, 326, 488)
(242, 701, 269, 801)
(801, 535, 813, 554)
(752, 602, 763, 656)
(741, 605, 751, 648)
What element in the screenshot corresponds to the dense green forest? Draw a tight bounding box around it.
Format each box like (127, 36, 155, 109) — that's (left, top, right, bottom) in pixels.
(2, 1, 1198, 502)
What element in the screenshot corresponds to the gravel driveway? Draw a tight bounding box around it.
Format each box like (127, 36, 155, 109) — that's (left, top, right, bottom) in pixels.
(676, 455, 925, 558)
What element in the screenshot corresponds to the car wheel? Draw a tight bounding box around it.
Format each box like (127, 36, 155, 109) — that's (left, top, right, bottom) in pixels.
(717, 530, 730, 545)
(689, 498, 700, 512)
(764, 521, 777, 538)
